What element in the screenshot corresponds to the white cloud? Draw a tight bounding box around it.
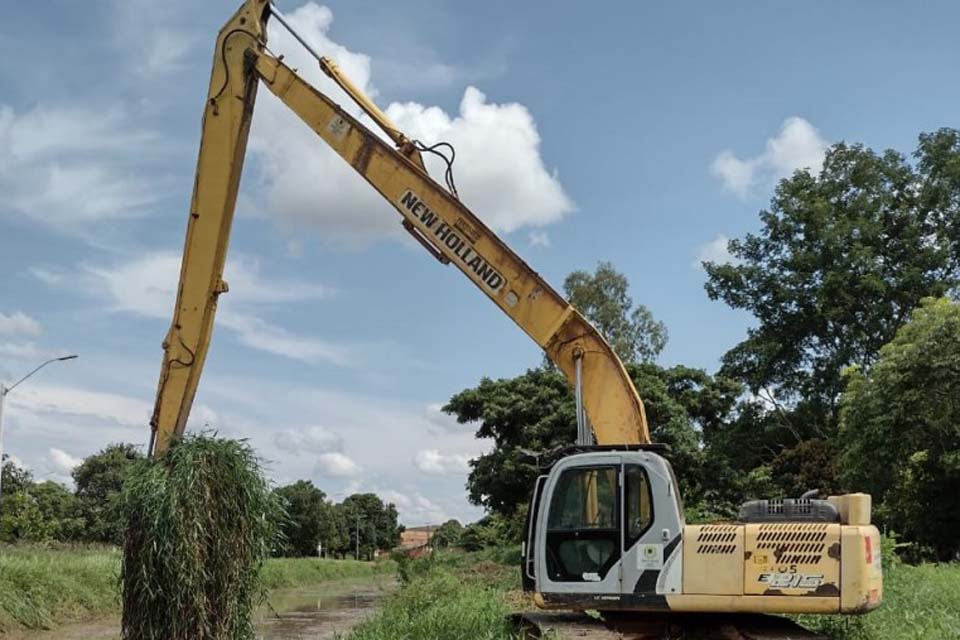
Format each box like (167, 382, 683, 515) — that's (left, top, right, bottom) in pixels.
(0, 312, 41, 336)
(0, 105, 158, 225)
(48, 448, 82, 473)
(378, 489, 450, 524)
(414, 449, 472, 475)
(7, 383, 151, 429)
(109, 0, 196, 76)
(693, 234, 739, 270)
(529, 231, 551, 248)
(0, 342, 53, 361)
(423, 402, 476, 435)
(53, 250, 347, 365)
(315, 452, 362, 478)
(250, 3, 573, 243)
(274, 425, 344, 455)
(712, 117, 828, 198)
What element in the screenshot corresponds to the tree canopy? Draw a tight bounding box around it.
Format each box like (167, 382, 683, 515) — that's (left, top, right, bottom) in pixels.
(839, 298, 960, 559)
(273, 480, 346, 557)
(73, 443, 144, 544)
(444, 364, 744, 518)
(705, 129, 960, 432)
(564, 261, 668, 364)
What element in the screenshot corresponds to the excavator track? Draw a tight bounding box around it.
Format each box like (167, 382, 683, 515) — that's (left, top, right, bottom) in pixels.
(512, 611, 827, 640)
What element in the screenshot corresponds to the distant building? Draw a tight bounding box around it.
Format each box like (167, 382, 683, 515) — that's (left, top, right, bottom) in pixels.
(395, 525, 438, 556)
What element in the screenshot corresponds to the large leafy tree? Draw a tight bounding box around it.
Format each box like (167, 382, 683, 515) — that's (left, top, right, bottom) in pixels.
(839, 298, 960, 559)
(273, 480, 346, 557)
(563, 261, 668, 363)
(338, 493, 402, 559)
(705, 129, 960, 435)
(73, 443, 143, 544)
(445, 364, 742, 518)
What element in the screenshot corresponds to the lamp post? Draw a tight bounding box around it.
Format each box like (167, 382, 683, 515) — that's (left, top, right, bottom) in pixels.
(0, 355, 78, 509)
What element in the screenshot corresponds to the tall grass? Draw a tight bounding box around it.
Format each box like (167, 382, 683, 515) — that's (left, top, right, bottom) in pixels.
(0, 545, 120, 631)
(799, 562, 960, 639)
(349, 559, 515, 640)
(120, 435, 281, 640)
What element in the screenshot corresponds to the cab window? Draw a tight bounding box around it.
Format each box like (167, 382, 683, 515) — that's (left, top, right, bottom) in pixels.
(545, 466, 620, 582)
(624, 464, 654, 548)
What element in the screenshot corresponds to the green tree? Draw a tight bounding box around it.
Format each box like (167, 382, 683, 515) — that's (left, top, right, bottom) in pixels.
(704, 129, 960, 486)
(0, 492, 49, 542)
(1, 454, 33, 501)
(839, 298, 960, 559)
(273, 480, 346, 557)
(706, 130, 960, 414)
(445, 364, 742, 518)
(563, 261, 668, 364)
(32, 480, 84, 541)
(73, 443, 143, 543)
(430, 519, 463, 549)
(338, 493, 403, 559)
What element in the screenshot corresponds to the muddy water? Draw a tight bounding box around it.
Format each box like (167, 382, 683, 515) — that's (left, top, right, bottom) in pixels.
(255, 576, 395, 640)
(6, 575, 395, 640)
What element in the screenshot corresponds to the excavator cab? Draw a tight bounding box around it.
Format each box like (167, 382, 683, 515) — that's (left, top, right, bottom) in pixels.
(523, 446, 883, 615)
(523, 446, 684, 609)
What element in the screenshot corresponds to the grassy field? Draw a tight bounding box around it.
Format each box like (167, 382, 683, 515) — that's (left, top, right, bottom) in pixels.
(349, 548, 960, 640)
(0, 544, 395, 633)
(3, 543, 957, 638)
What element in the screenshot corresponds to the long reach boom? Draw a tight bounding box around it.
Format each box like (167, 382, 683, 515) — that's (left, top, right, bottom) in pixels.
(149, 0, 649, 456)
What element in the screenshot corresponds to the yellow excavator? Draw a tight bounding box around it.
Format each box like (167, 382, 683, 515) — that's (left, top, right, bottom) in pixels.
(148, 1, 882, 635)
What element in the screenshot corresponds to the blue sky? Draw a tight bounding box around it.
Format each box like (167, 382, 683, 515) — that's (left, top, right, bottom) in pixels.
(1, 1, 957, 525)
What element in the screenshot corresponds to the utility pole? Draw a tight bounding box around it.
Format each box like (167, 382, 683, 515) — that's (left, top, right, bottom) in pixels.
(0, 355, 78, 510)
(355, 512, 363, 560)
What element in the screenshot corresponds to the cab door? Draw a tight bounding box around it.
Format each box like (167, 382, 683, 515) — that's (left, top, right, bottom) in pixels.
(536, 455, 622, 595)
(618, 454, 684, 600)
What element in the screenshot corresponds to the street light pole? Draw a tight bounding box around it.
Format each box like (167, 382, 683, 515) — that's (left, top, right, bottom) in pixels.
(0, 355, 78, 510)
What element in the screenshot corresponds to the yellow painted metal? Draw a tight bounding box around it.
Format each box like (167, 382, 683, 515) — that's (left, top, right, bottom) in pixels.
(840, 526, 883, 613)
(149, 0, 269, 456)
(664, 594, 840, 614)
(827, 493, 872, 526)
(149, 0, 649, 456)
(251, 53, 649, 445)
(743, 522, 840, 597)
(318, 57, 424, 168)
(682, 524, 744, 595)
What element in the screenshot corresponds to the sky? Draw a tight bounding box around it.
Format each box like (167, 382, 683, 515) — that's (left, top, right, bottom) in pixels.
(1, 1, 957, 526)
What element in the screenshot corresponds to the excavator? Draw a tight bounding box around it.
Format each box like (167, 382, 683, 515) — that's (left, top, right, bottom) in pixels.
(148, 1, 883, 636)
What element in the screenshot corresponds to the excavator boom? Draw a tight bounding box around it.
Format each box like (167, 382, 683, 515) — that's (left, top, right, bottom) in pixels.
(149, 0, 648, 456)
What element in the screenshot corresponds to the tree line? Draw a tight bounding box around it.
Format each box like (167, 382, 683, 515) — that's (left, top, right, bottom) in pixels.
(2, 128, 957, 561)
(0, 447, 402, 559)
(444, 128, 960, 560)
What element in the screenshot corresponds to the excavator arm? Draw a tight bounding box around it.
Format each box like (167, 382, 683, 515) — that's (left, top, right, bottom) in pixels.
(149, 0, 649, 456)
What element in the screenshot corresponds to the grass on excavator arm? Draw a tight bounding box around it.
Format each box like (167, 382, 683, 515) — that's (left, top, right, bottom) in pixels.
(121, 434, 280, 640)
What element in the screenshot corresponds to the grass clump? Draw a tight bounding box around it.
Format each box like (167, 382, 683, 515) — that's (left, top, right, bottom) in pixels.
(121, 435, 281, 640)
(349, 557, 515, 640)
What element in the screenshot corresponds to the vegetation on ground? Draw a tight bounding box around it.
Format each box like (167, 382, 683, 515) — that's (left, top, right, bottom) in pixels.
(355, 546, 960, 640)
(350, 549, 519, 640)
(0, 544, 394, 633)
